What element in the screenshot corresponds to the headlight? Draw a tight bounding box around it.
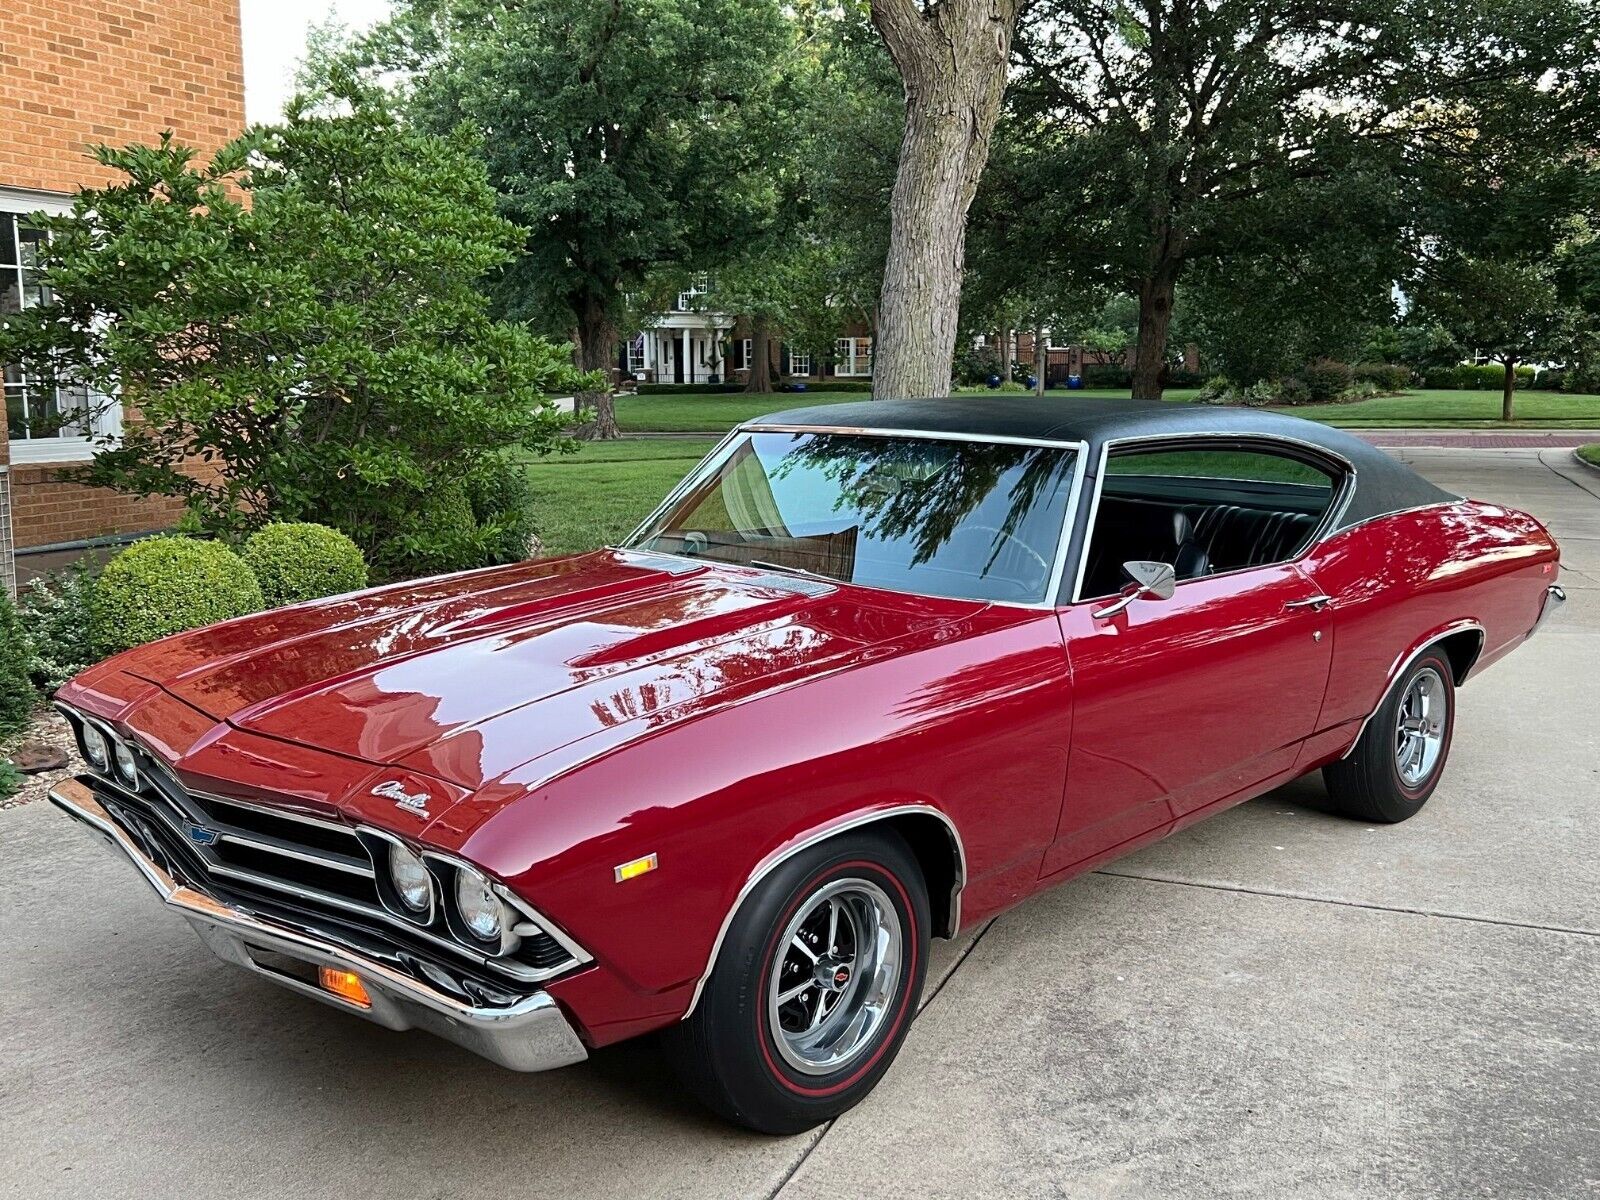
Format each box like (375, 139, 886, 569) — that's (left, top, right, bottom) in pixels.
(81, 723, 109, 772)
(387, 842, 432, 913)
(454, 867, 504, 941)
(112, 738, 140, 788)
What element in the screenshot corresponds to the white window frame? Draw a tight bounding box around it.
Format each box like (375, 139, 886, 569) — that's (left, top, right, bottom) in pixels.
(788, 347, 812, 376)
(626, 334, 647, 373)
(1, 187, 122, 464)
(834, 336, 873, 377)
(737, 338, 752, 371)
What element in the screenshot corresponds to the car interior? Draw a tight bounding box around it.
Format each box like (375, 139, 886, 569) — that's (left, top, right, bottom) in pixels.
(1079, 444, 1342, 600)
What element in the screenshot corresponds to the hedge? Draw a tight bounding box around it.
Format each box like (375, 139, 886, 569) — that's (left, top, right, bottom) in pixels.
(635, 378, 876, 395)
(242, 522, 369, 608)
(0, 591, 37, 738)
(92, 537, 263, 655)
(1422, 363, 1537, 390)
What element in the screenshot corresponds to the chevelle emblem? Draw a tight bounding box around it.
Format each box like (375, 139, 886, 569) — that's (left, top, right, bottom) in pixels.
(372, 780, 432, 818)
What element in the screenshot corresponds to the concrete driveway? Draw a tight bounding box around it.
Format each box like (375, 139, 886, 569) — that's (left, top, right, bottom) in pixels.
(2, 448, 1596, 1199)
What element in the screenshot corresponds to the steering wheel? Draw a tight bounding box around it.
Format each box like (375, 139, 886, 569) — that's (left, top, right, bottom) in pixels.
(951, 524, 1052, 585)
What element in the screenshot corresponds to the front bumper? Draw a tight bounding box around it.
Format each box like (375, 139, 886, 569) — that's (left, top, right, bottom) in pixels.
(49, 778, 589, 1073)
(1531, 583, 1566, 638)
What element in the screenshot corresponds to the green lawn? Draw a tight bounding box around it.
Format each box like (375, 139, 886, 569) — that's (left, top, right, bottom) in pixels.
(522, 438, 719, 556)
(612, 386, 1600, 433)
(1578, 443, 1600, 469)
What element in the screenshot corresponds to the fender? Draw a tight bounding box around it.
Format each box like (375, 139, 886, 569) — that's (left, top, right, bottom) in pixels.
(680, 802, 967, 1020)
(1339, 618, 1484, 759)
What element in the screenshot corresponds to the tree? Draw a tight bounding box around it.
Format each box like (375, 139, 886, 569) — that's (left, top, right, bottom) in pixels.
(365, 0, 788, 436)
(0, 82, 578, 574)
(1007, 0, 1591, 399)
(1418, 255, 1581, 419)
(869, 0, 1023, 400)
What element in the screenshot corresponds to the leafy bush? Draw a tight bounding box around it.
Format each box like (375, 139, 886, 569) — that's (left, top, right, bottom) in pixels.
(1167, 369, 1208, 388)
(0, 591, 38, 738)
(1083, 364, 1133, 389)
(371, 483, 484, 579)
(0, 759, 24, 802)
(1297, 359, 1355, 403)
(242, 523, 368, 608)
(1353, 362, 1412, 391)
(952, 345, 1003, 386)
(1275, 376, 1313, 406)
(466, 457, 539, 563)
(636, 382, 746, 395)
(1422, 363, 1537, 390)
(92, 538, 263, 655)
(16, 565, 99, 692)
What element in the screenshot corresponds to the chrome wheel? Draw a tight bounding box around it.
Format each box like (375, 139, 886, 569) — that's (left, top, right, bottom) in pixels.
(767, 878, 904, 1076)
(1395, 666, 1447, 788)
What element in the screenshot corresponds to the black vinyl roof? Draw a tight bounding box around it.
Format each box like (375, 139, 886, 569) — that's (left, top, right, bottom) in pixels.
(750, 396, 1457, 530)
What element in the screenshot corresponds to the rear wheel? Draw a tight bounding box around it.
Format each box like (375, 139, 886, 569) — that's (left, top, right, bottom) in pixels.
(663, 829, 929, 1134)
(1324, 648, 1455, 823)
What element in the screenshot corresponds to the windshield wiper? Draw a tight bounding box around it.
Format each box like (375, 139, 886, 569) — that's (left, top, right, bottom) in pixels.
(749, 560, 834, 581)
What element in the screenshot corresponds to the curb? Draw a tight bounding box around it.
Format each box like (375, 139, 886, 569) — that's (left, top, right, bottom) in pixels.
(1573, 446, 1600, 475)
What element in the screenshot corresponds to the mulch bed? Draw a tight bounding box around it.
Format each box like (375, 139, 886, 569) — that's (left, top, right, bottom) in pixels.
(1, 707, 82, 812)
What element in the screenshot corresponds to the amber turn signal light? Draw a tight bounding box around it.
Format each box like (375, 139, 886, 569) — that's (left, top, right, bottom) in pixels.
(613, 853, 658, 883)
(319, 966, 371, 1008)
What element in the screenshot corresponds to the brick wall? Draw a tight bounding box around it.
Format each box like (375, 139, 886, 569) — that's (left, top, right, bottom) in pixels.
(0, 0, 243, 564)
(0, 0, 244, 195)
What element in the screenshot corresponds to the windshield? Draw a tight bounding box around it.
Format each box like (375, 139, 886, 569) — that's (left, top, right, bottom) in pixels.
(626, 431, 1080, 604)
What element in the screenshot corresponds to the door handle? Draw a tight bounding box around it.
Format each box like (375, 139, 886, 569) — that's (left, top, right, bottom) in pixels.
(1285, 594, 1332, 611)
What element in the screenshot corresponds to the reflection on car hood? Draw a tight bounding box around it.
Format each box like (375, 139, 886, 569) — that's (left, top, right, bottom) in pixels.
(102, 550, 969, 790)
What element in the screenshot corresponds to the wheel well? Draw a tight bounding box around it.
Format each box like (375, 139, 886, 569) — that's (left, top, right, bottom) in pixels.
(1435, 627, 1485, 685)
(876, 812, 964, 939)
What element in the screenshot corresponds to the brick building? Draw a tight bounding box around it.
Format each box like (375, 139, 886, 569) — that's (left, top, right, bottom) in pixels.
(0, 0, 244, 590)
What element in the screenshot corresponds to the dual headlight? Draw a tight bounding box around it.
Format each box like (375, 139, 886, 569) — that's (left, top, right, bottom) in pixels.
(76, 717, 141, 791)
(380, 838, 507, 945)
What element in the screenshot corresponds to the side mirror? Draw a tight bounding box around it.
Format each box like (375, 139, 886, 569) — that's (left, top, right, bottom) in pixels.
(1092, 560, 1177, 620)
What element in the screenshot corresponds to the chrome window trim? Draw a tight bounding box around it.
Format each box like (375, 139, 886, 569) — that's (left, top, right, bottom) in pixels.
(1069, 431, 1359, 604)
(680, 803, 966, 1022)
(1338, 620, 1486, 759)
(620, 425, 1091, 613)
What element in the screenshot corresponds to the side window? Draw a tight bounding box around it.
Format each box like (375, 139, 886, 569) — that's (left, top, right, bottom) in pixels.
(1079, 443, 1341, 600)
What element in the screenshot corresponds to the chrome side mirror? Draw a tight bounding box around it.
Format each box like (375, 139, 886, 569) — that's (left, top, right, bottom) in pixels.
(1092, 560, 1177, 619)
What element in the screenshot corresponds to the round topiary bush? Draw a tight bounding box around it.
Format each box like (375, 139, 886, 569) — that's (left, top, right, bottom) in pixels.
(242, 522, 369, 608)
(92, 537, 264, 656)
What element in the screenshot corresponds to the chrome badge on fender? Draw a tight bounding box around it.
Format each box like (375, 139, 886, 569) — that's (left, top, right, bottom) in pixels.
(372, 780, 431, 818)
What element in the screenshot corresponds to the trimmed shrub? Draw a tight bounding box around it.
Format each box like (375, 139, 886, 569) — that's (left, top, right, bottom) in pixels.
(1422, 363, 1537, 390)
(0, 591, 38, 737)
(372, 482, 484, 579)
(92, 538, 263, 655)
(243, 523, 368, 608)
(636, 382, 745, 395)
(1275, 376, 1313, 406)
(17, 564, 99, 692)
(1082, 364, 1133, 389)
(1167, 369, 1207, 388)
(1353, 362, 1412, 392)
(1297, 359, 1355, 403)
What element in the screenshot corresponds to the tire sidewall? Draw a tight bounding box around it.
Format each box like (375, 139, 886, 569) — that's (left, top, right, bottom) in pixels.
(699, 831, 930, 1132)
(1384, 651, 1456, 807)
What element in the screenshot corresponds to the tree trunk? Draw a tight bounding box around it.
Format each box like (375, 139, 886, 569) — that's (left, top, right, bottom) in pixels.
(1132, 253, 1182, 401)
(1033, 326, 1047, 396)
(871, 0, 1021, 400)
(999, 325, 1013, 382)
(573, 296, 619, 440)
(744, 315, 774, 394)
(1502, 358, 1517, 422)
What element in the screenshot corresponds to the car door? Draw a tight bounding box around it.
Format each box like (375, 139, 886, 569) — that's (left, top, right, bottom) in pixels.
(1040, 438, 1342, 878)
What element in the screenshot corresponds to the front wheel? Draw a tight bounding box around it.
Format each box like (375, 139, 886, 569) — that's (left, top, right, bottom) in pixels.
(1324, 648, 1456, 823)
(663, 829, 930, 1134)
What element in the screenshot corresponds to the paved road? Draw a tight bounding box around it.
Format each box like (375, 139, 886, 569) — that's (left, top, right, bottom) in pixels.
(2, 448, 1596, 1199)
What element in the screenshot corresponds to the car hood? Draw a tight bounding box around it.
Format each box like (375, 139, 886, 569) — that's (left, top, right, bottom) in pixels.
(100, 550, 971, 795)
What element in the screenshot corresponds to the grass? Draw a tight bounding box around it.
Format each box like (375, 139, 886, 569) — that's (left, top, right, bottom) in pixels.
(612, 386, 1600, 433)
(521, 439, 719, 556)
(1578, 443, 1600, 469)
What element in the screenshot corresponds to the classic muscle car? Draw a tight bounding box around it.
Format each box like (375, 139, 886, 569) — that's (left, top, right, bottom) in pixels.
(50, 398, 1564, 1133)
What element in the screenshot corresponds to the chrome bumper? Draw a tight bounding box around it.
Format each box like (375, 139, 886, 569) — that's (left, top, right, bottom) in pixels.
(1530, 584, 1567, 638)
(48, 778, 589, 1073)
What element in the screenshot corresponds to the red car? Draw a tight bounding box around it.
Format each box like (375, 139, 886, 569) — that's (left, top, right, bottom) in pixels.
(51, 398, 1564, 1133)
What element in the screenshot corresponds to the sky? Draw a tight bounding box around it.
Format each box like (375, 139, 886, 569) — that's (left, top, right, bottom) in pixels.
(240, 0, 393, 125)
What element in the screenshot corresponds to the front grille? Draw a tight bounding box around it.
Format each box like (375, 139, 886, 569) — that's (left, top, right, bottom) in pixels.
(62, 708, 588, 987)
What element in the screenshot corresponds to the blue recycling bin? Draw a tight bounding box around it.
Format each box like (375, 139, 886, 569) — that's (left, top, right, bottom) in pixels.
(986, 373, 1002, 388)
(1067, 374, 1084, 390)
